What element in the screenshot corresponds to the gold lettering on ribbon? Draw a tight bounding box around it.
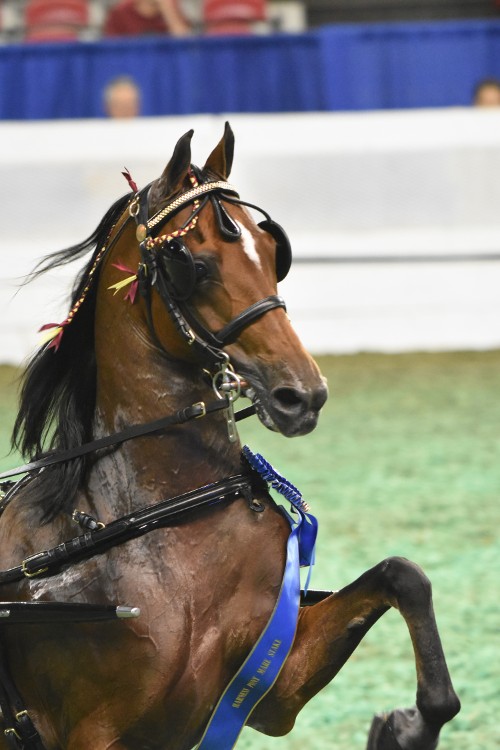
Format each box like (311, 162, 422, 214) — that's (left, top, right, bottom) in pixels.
(257, 659, 271, 675)
(232, 688, 250, 708)
(231, 639, 284, 708)
(268, 640, 282, 657)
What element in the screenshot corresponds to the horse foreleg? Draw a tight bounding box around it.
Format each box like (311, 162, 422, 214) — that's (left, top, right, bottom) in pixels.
(248, 556, 460, 749)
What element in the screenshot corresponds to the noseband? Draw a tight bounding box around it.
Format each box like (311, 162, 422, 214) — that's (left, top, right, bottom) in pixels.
(129, 167, 292, 370)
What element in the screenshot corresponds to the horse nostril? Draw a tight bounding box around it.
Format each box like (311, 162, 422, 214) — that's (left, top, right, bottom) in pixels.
(267, 381, 328, 435)
(271, 386, 309, 413)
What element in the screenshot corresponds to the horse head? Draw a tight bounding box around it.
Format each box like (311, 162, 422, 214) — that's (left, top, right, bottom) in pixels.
(13, 124, 328, 520)
(98, 123, 328, 438)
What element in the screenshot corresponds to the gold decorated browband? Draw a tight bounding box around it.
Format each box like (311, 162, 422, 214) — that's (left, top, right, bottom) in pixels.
(131, 180, 240, 233)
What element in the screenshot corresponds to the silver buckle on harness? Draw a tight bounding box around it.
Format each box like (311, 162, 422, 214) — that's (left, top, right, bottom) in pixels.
(4, 711, 34, 743)
(129, 196, 140, 218)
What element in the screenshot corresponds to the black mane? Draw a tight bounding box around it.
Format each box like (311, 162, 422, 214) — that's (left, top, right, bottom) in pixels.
(13, 193, 131, 521)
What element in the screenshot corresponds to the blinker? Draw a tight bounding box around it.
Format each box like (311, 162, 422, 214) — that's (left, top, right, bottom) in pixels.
(154, 217, 292, 303)
(157, 238, 197, 301)
(136, 176, 293, 308)
(257, 219, 292, 283)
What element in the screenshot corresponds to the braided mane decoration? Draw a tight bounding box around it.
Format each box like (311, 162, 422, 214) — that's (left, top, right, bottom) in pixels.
(12, 193, 132, 521)
(39, 243, 110, 352)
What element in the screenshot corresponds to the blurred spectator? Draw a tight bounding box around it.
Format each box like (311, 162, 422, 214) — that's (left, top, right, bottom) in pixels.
(23, 0, 90, 42)
(104, 76, 141, 118)
(473, 78, 500, 106)
(103, 0, 190, 37)
(203, 0, 267, 35)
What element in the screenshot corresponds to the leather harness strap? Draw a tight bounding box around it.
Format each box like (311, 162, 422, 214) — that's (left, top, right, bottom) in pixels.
(215, 295, 287, 346)
(0, 640, 44, 750)
(0, 474, 257, 585)
(0, 400, 257, 483)
(0, 471, 260, 750)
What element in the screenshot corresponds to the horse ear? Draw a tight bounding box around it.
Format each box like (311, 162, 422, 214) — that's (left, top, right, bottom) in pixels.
(203, 121, 234, 179)
(150, 129, 194, 208)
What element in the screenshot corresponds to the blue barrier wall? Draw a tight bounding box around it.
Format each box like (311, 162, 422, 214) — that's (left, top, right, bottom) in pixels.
(1, 20, 500, 120)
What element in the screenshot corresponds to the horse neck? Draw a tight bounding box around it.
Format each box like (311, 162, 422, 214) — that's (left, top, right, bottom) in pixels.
(89, 326, 242, 518)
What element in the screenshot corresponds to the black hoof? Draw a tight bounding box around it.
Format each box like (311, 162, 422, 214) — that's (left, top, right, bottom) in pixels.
(367, 713, 404, 750)
(366, 706, 439, 750)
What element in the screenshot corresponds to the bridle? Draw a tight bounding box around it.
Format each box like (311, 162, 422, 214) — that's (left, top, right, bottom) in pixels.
(33, 166, 293, 448)
(115, 165, 293, 442)
(0, 167, 294, 483)
(129, 166, 292, 372)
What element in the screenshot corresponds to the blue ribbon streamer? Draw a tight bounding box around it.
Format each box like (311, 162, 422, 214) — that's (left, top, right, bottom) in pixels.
(242, 446, 318, 578)
(196, 520, 300, 750)
(195, 447, 318, 750)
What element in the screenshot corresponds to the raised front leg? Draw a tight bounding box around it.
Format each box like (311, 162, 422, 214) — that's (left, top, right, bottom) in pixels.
(248, 557, 460, 749)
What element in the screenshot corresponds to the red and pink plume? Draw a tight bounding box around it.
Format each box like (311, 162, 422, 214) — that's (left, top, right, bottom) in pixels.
(122, 168, 139, 194)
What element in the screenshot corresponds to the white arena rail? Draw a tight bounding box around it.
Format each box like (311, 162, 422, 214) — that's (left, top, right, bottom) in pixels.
(1, 109, 500, 363)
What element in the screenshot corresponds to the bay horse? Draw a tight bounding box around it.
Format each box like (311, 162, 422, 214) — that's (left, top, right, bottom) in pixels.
(0, 124, 459, 750)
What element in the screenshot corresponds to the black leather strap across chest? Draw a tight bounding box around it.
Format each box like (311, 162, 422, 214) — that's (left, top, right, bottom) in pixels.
(0, 474, 259, 586)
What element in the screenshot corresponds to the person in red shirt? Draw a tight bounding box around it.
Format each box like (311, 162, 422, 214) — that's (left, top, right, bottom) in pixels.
(103, 0, 189, 37)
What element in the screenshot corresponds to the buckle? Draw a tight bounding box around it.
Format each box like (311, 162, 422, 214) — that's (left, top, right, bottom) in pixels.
(193, 402, 207, 419)
(21, 554, 49, 578)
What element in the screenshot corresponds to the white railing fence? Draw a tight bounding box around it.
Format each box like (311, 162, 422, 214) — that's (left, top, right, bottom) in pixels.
(1, 109, 500, 363)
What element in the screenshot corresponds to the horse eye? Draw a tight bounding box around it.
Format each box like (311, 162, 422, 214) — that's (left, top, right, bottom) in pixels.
(194, 260, 209, 282)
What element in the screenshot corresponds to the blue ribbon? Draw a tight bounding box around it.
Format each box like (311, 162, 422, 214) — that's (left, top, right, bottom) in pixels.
(242, 446, 318, 582)
(195, 447, 318, 750)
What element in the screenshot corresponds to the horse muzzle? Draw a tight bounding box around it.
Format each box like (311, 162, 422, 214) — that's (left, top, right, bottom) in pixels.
(243, 370, 328, 437)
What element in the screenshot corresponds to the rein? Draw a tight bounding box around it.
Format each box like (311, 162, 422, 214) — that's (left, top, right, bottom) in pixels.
(0, 400, 255, 484)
